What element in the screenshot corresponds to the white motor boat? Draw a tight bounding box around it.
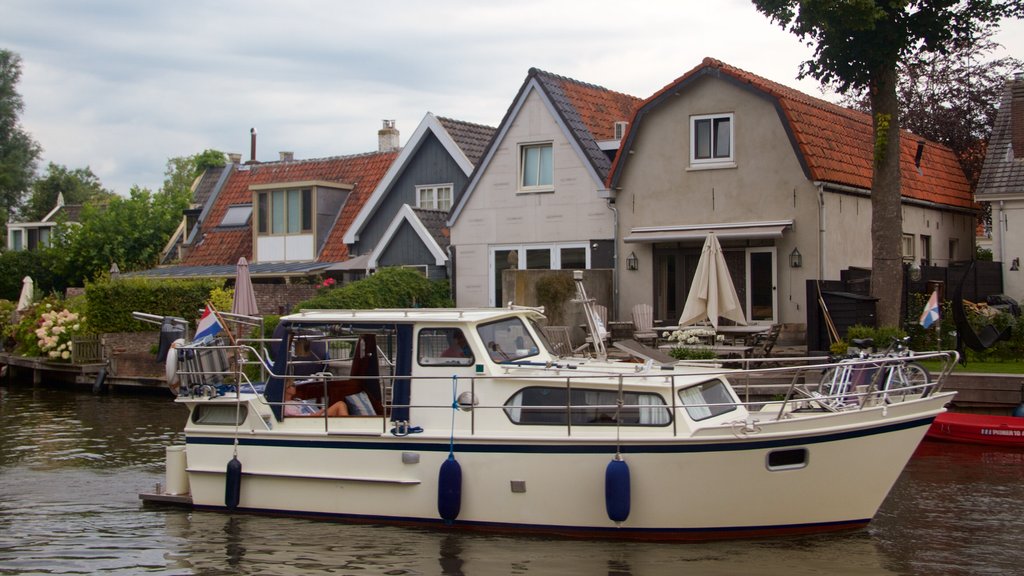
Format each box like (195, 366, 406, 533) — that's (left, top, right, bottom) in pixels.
(143, 301, 956, 541)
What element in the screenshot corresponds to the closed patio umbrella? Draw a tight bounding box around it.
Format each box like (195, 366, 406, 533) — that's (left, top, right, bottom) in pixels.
(678, 233, 746, 329)
(16, 276, 34, 312)
(231, 257, 259, 317)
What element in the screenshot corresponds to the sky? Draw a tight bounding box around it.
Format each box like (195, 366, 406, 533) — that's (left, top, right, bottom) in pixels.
(3, 0, 1023, 196)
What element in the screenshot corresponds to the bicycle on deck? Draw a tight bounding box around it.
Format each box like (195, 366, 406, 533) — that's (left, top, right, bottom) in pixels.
(814, 336, 931, 411)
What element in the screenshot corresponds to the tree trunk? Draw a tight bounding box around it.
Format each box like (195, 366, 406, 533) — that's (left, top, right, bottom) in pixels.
(869, 65, 904, 328)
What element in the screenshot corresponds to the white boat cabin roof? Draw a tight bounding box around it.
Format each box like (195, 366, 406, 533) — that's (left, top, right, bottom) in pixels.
(285, 307, 546, 326)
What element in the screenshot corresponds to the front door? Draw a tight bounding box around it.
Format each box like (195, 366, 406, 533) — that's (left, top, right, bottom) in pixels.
(746, 248, 776, 323)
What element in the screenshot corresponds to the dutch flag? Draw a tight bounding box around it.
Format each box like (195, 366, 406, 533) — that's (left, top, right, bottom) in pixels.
(194, 305, 224, 341)
(919, 290, 940, 329)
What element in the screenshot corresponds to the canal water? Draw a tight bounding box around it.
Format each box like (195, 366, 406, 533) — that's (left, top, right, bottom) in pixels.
(1, 383, 1023, 576)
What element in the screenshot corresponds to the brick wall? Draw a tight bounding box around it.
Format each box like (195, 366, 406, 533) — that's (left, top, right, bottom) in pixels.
(254, 283, 318, 315)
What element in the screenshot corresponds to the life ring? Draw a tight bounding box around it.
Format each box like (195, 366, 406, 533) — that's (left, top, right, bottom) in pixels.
(166, 338, 185, 394)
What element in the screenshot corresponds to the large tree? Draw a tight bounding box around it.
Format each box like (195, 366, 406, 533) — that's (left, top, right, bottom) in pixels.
(20, 162, 116, 221)
(752, 0, 1023, 328)
(836, 29, 1022, 191)
(51, 185, 191, 286)
(162, 148, 226, 198)
(0, 49, 42, 237)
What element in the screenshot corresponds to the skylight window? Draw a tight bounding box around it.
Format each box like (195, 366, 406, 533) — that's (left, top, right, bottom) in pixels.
(220, 205, 253, 227)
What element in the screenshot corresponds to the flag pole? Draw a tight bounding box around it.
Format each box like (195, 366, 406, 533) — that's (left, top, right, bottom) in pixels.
(207, 301, 237, 346)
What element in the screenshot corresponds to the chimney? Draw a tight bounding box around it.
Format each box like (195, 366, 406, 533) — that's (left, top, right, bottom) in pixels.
(378, 119, 399, 152)
(227, 153, 242, 164)
(279, 151, 294, 162)
(1012, 74, 1024, 161)
(249, 127, 257, 163)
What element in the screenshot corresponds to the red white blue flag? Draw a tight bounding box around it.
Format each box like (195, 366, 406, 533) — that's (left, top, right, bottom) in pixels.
(919, 290, 940, 329)
(195, 305, 224, 340)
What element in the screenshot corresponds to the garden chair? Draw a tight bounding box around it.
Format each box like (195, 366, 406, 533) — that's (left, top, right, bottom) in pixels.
(631, 303, 658, 346)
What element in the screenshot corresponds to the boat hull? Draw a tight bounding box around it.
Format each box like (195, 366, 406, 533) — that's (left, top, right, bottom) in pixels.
(925, 412, 1024, 447)
(180, 398, 945, 540)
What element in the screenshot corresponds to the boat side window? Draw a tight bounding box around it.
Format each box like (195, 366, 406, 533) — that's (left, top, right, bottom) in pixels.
(504, 386, 671, 426)
(767, 448, 808, 471)
(677, 379, 737, 421)
(477, 318, 539, 362)
(192, 404, 247, 426)
(418, 328, 474, 367)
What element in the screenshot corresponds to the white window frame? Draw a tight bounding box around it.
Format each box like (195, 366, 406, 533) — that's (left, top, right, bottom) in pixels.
(689, 113, 734, 168)
(488, 242, 590, 307)
(901, 234, 915, 262)
(518, 142, 554, 193)
(415, 184, 453, 211)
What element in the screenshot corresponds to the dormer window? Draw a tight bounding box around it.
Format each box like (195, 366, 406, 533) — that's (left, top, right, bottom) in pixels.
(256, 189, 312, 235)
(690, 113, 734, 168)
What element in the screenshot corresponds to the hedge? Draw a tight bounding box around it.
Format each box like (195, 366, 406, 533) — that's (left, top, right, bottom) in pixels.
(293, 267, 452, 311)
(85, 276, 224, 333)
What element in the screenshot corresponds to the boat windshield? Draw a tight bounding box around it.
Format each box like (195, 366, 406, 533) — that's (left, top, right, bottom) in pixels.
(477, 317, 540, 362)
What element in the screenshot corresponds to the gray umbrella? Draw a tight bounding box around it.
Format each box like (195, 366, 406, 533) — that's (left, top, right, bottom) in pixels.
(231, 257, 259, 316)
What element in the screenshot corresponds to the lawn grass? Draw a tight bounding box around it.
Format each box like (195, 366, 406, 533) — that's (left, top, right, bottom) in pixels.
(918, 359, 1024, 374)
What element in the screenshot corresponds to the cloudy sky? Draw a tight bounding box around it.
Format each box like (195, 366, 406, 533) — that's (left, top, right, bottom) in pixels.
(3, 0, 1022, 196)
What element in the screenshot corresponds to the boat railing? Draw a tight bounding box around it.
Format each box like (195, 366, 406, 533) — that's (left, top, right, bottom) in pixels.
(175, 342, 958, 437)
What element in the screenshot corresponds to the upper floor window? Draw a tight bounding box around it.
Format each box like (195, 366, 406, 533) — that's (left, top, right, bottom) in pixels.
(520, 142, 553, 192)
(416, 184, 453, 211)
(256, 188, 312, 235)
(690, 113, 733, 166)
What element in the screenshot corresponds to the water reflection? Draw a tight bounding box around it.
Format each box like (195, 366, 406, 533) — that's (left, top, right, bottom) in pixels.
(2, 383, 1023, 574)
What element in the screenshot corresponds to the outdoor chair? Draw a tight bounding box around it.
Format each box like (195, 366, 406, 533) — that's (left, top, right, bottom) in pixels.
(631, 304, 658, 346)
(542, 326, 584, 357)
(751, 324, 782, 360)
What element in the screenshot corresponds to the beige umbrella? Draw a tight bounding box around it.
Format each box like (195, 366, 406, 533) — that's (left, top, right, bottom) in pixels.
(16, 276, 34, 312)
(231, 257, 259, 317)
(678, 233, 746, 329)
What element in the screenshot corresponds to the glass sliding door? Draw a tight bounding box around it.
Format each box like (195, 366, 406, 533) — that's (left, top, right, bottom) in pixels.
(746, 248, 776, 323)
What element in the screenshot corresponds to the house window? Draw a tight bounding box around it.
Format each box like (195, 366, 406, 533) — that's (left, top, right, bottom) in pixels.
(691, 113, 733, 165)
(520, 143, 553, 191)
(901, 234, 915, 262)
(948, 238, 959, 263)
(920, 235, 931, 267)
(10, 229, 23, 251)
(256, 189, 312, 235)
(416, 185, 453, 211)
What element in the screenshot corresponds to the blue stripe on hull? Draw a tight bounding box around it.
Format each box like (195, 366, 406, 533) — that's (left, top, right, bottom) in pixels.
(186, 415, 936, 454)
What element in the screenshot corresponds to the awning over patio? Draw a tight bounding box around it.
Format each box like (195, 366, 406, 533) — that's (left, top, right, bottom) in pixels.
(624, 220, 793, 243)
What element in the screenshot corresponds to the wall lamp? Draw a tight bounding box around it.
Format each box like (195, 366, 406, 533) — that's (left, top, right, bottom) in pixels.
(626, 251, 639, 271)
(789, 247, 802, 268)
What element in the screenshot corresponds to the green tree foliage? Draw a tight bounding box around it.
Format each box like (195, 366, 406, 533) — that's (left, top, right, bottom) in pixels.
(0, 49, 42, 236)
(293, 268, 452, 311)
(20, 162, 116, 221)
(752, 0, 1023, 328)
(51, 185, 191, 286)
(0, 248, 65, 300)
(162, 149, 226, 198)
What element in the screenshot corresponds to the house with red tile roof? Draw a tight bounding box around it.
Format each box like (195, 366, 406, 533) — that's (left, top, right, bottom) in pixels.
(976, 73, 1024, 302)
(134, 124, 399, 281)
(609, 57, 975, 327)
(448, 68, 641, 307)
(343, 113, 495, 280)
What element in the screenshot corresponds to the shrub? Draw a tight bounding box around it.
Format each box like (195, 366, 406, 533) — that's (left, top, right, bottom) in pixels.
(9, 295, 86, 358)
(293, 267, 452, 311)
(535, 273, 575, 325)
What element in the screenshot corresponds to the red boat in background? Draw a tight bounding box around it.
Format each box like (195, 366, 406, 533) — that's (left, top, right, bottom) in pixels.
(926, 412, 1024, 447)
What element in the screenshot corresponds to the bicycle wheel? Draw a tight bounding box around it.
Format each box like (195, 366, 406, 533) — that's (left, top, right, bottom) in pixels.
(903, 361, 930, 393)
